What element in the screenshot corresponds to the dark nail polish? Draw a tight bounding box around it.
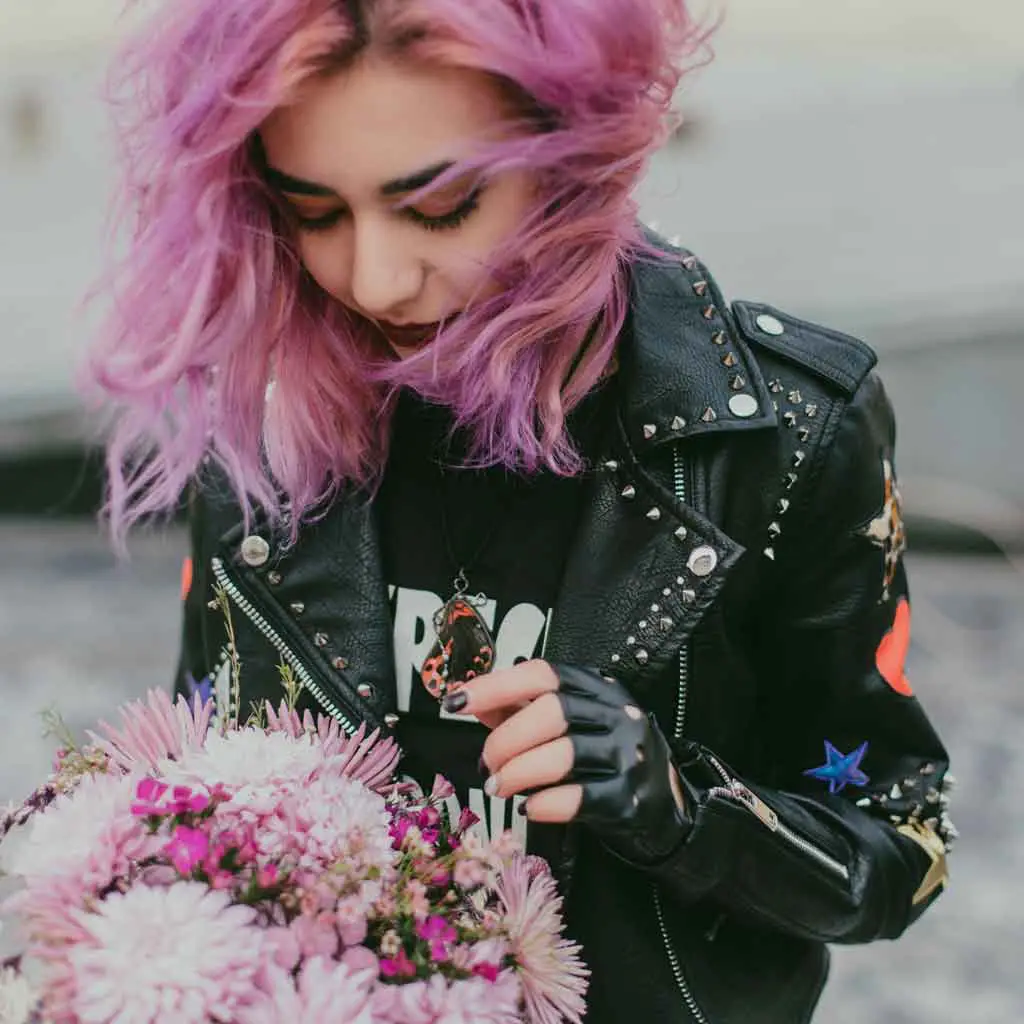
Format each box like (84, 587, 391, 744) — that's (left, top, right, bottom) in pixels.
(477, 754, 488, 775)
(443, 691, 468, 714)
(516, 802, 529, 817)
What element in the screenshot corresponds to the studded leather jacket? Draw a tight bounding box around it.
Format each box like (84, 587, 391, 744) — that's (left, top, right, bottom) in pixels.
(174, 233, 954, 1024)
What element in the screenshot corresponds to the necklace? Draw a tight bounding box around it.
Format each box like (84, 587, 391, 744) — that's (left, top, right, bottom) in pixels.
(419, 462, 508, 701)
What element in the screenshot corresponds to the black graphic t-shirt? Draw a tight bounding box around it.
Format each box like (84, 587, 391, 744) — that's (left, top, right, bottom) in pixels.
(375, 381, 615, 862)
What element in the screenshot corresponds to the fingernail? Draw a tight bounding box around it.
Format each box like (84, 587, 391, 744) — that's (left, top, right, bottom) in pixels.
(484, 774, 500, 798)
(443, 691, 468, 714)
(477, 754, 489, 775)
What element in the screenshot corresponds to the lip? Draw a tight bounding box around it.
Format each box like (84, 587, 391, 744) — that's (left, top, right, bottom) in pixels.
(381, 317, 457, 350)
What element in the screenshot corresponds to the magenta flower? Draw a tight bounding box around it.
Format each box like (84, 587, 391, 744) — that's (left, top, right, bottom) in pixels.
(164, 825, 209, 874)
(417, 916, 457, 962)
(430, 775, 455, 801)
(457, 808, 480, 833)
(379, 948, 417, 979)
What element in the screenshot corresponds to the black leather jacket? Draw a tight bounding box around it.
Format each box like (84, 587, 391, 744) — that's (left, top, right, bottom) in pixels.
(174, 235, 953, 1024)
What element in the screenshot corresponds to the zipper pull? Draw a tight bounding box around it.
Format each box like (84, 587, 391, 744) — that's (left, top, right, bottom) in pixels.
(730, 782, 779, 831)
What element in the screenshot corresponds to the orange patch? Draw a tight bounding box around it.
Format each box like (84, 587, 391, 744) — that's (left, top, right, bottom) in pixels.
(180, 556, 193, 601)
(876, 597, 913, 696)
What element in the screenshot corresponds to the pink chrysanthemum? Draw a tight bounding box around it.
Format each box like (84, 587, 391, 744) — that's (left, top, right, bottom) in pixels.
(239, 958, 376, 1024)
(371, 972, 522, 1024)
(91, 690, 212, 773)
(264, 711, 401, 793)
(65, 881, 262, 1024)
(1, 772, 156, 894)
(496, 857, 590, 1024)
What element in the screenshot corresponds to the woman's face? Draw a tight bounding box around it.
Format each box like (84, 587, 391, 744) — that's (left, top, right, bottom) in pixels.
(260, 56, 536, 358)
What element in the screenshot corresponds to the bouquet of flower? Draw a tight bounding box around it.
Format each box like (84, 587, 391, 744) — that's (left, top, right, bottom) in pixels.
(0, 687, 587, 1024)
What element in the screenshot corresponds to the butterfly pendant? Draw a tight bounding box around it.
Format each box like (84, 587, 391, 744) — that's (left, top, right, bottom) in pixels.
(420, 596, 496, 700)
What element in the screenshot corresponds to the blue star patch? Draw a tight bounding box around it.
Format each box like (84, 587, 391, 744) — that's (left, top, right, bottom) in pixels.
(185, 672, 214, 705)
(803, 740, 870, 794)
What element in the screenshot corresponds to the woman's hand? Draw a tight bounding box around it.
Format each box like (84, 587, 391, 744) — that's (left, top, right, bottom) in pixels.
(444, 660, 689, 863)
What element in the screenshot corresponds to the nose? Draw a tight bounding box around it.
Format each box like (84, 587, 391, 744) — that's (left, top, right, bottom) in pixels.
(348, 217, 423, 320)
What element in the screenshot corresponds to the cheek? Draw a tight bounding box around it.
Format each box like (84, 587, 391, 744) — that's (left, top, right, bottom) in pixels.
(295, 235, 351, 301)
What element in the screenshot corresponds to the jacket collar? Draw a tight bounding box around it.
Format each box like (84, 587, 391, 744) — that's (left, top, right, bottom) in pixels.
(619, 231, 778, 451)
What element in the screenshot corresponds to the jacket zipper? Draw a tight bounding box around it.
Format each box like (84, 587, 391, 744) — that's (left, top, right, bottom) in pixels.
(210, 556, 359, 736)
(703, 752, 849, 882)
(652, 447, 711, 1024)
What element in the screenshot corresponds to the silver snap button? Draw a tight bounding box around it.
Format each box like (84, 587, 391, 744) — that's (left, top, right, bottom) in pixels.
(240, 535, 270, 567)
(687, 546, 718, 577)
(756, 314, 785, 336)
(357, 683, 373, 699)
(728, 394, 759, 419)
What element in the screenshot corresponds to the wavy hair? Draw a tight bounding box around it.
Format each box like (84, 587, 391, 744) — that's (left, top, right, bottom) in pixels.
(83, 0, 713, 545)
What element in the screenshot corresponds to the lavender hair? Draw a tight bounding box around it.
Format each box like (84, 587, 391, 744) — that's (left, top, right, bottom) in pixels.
(82, 0, 713, 546)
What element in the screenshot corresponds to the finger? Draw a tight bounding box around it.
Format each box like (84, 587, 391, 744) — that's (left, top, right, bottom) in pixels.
(521, 784, 583, 824)
(482, 692, 567, 774)
(442, 659, 558, 721)
(486, 737, 574, 799)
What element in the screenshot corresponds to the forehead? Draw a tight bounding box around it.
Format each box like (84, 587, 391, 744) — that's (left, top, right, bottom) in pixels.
(259, 57, 511, 193)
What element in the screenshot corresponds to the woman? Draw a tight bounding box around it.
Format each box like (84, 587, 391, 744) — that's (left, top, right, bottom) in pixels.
(86, 0, 955, 1020)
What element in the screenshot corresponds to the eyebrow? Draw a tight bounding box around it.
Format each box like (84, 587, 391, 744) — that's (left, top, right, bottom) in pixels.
(263, 160, 455, 198)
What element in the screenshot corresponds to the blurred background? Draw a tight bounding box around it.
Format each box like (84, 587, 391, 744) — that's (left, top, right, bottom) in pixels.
(1, 1, 1022, 1020)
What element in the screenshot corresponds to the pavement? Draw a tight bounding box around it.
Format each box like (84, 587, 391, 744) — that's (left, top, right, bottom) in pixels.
(0, 520, 1021, 1022)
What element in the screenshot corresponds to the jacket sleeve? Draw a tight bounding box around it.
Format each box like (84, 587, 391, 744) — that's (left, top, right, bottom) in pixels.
(172, 482, 218, 703)
(645, 373, 954, 944)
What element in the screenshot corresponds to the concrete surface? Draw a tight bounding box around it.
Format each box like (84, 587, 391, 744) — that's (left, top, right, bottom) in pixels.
(0, 520, 1021, 1022)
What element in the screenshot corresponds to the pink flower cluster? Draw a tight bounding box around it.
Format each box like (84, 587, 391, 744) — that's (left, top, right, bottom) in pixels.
(0, 691, 588, 1024)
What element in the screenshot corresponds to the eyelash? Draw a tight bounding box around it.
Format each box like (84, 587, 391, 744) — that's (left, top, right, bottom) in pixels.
(292, 187, 483, 235)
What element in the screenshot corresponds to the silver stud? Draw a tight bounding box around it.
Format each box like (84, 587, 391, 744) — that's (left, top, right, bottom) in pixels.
(643, 423, 658, 440)
(663, 587, 672, 596)
(384, 713, 399, 728)
(650, 603, 661, 614)
(333, 656, 348, 670)
(701, 407, 718, 423)
(289, 601, 305, 616)
(721, 352, 738, 368)
(783, 411, 798, 428)
(784, 473, 798, 490)
(266, 570, 282, 586)
(626, 635, 637, 647)
(639, 620, 648, 630)
(903, 777, 917, 789)
(729, 375, 747, 392)
(314, 632, 329, 647)
(805, 403, 819, 418)
(728, 394, 759, 419)
(610, 653, 622, 664)
(682, 255, 698, 271)
(787, 390, 803, 405)
(674, 526, 688, 542)
(755, 314, 785, 336)
(647, 507, 662, 521)
(670, 415, 686, 431)
(702, 305, 716, 321)
(660, 616, 674, 631)
(681, 589, 697, 604)
(688, 546, 718, 577)
(711, 331, 727, 346)
(621, 485, 636, 500)
(889, 783, 903, 800)
(357, 682, 373, 699)
(768, 522, 782, 538)
(856, 798, 871, 808)
(764, 547, 776, 561)
(635, 648, 650, 665)
(942, 773, 957, 791)
(921, 763, 937, 775)
(677, 576, 686, 585)
(693, 280, 709, 297)
(925, 789, 940, 804)
(603, 460, 620, 472)
(769, 379, 785, 394)
(240, 535, 271, 568)
(793, 451, 806, 467)
(798, 427, 811, 442)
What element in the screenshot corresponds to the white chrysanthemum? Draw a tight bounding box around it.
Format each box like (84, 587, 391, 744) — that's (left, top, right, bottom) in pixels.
(2, 772, 152, 889)
(68, 881, 262, 1024)
(0, 965, 38, 1024)
(160, 727, 324, 794)
(239, 959, 376, 1024)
